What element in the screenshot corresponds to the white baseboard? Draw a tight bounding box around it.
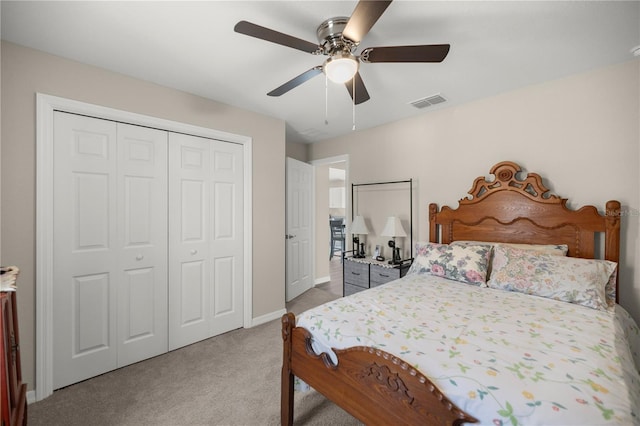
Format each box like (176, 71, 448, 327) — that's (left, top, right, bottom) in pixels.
(250, 308, 287, 327)
(27, 390, 36, 404)
(314, 275, 330, 286)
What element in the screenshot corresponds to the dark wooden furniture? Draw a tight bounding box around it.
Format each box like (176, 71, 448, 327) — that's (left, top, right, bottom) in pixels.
(281, 161, 621, 425)
(343, 257, 410, 296)
(1, 291, 27, 426)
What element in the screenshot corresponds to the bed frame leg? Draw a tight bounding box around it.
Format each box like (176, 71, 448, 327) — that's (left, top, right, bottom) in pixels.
(281, 313, 295, 426)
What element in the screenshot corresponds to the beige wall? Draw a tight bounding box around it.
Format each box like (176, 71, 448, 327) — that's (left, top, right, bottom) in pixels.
(310, 59, 640, 324)
(350, 182, 414, 260)
(1, 41, 286, 391)
(285, 140, 308, 162)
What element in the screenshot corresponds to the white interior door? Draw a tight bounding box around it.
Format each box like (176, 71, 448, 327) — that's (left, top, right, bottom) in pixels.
(286, 158, 313, 301)
(116, 123, 168, 366)
(168, 133, 211, 350)
(209, 140, 244, 337)
(53, 112, 119, 389)
(168, 133, 243, 350)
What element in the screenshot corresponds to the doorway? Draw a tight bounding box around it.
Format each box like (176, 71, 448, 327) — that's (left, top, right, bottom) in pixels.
(310, 155, 349, 293)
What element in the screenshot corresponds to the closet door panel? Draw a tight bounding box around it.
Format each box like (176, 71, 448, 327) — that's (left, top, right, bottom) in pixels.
(117, 123, 168, 366)
(121, 267, 155, 337)
(53, 112, 118, 389)
(75, 173, 111, 249)
(213, 256, 234, 314)
(210, 141, 243, 336)
(181, 179, 206, 241)
(73, 273, 111, 354)
(179, 260, 206, 324)
(168, 133, 211, 350)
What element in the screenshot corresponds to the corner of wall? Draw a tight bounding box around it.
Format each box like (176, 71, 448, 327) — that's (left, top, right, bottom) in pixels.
(285, 140, 309, 162)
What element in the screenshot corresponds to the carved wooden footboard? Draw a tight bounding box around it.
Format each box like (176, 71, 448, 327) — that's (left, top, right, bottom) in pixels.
(281, 312, 478, 425)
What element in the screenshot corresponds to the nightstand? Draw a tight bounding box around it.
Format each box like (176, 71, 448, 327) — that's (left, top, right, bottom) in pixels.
(343, 257, 410, 296)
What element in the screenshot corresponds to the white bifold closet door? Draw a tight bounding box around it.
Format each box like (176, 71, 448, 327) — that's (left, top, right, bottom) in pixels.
(52, 112, 243, 390)
(168, 132, 244, 350)
(52, 113, 169, 388)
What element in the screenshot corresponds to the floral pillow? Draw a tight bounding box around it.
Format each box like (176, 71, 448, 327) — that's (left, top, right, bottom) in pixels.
(407, 242, 491, 285)
(450, 241, 568, 281)
(487, 245, 617, 311)
(604, 272, 617, 309)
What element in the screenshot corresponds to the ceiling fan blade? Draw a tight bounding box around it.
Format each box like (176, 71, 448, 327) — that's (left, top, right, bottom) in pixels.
(267, 66, 323, 97)
(360, 44, 450, 63)
(344, 72, 370, 105)
(234, 21, 319, 54)
(342, 0, 393, 44)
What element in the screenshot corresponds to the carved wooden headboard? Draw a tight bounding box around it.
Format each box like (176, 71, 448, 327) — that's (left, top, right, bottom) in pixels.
(429, 161, 621, 300)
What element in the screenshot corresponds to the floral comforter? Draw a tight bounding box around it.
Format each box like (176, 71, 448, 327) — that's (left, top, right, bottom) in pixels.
(296, 274, 640, 425)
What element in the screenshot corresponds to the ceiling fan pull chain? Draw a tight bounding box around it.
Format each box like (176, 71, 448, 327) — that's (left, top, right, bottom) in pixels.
(325, 73, 329, 125)
(352, 78, 356, 131)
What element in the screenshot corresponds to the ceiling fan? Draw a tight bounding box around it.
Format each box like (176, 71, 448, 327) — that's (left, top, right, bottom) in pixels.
(234, 0, 450, 105)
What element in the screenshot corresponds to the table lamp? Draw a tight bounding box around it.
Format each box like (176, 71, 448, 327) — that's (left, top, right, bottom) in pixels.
(350, 215, 369, 258)
(381, 216, 407, 264)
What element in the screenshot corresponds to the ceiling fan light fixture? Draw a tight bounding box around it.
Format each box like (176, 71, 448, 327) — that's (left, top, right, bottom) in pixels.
(323, 52, 359, 84)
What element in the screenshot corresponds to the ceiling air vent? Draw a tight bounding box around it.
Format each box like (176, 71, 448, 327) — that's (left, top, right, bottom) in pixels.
(298, 128, 329, 141)
(409, 94, 447, 109)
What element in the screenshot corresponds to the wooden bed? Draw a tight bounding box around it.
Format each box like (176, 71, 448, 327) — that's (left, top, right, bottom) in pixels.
(281, 161, 622, 425)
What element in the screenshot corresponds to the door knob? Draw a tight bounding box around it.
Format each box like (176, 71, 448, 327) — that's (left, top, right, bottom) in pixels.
(285, 234, 296, 240)
(136, 254, 144, 261)
(190, 249, 198, 255)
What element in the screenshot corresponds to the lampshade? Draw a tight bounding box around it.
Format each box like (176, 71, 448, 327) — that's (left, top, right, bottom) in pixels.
(323, 52, 359, 84)
(381, 216, 407, 238)
(350, 215, 369, 235)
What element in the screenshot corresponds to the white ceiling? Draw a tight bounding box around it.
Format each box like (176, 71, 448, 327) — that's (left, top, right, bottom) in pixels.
(2, 1, 639, 144)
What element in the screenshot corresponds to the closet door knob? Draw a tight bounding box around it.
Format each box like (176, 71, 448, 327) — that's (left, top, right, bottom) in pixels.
(190, 249, 198, 255)
(136, 255, 144, 261)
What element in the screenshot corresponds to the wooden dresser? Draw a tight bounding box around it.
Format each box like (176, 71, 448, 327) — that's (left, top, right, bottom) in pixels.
(1, 291, 27, 426)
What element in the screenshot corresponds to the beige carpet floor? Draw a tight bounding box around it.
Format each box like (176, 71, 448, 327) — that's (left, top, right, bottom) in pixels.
(28, 259, 359, 425)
